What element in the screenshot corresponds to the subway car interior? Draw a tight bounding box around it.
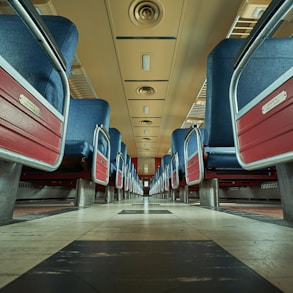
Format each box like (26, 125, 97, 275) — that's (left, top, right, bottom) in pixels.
(0, 0, 293, 291)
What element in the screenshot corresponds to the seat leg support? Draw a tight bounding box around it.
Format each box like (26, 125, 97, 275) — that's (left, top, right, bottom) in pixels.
(105, 185, 115, 203)
(179, 186, 189, 203)
(171, 190, 176, 201)
(75, 178, 95, 207)
(199, 178, 219, 207)
(0, 160, 22, 222)
(276, 162, 293, 221)
(117, 189, 123, 201)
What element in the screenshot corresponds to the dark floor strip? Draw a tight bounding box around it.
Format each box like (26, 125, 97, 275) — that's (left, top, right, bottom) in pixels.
(0, 240, 282, 293)
(119, 209, 172, 214)
(210, 206, 293, 228)
(0, 207, 79, 227)
(132, 204, 161, 206)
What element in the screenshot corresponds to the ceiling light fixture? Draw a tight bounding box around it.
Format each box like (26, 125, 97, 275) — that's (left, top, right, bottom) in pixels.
(140, 119, 153, 125)
(251, 7, 266, 18)
(237, 0, 270, 19)
(137, 86, 155, 96)
(142, 54, 151, 71)
(143, 106, 150, 114)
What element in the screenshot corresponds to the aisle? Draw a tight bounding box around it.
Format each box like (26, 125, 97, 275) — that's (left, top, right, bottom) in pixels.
(0, 197, 292, 292)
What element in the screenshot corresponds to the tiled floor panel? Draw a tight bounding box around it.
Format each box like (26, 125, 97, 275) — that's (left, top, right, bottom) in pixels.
(0, 240, 281, 293)
(119, 209, 172, 214)
(1, 197, 293, 292)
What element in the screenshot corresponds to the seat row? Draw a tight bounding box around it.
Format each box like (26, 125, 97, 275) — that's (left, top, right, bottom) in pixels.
(150, 0, 293, 212)
(21, 98, 142, 198)
(0, 0, 142, 222)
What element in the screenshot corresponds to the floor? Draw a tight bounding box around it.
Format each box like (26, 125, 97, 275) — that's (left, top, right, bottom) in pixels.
(0, 197, 292, 292)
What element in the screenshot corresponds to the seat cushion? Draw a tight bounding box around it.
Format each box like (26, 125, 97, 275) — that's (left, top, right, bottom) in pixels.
(109, 128, 122, 174)
(0, 15, 78, 112)
(171, 128, 188, 173)
(64, 140, 93, 158)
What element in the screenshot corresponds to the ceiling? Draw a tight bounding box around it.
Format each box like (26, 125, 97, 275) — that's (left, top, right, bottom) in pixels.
(3, 0, 282, 175)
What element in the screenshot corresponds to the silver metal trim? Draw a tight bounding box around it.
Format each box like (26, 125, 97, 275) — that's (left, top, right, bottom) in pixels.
(170, 152, 179, 189)
(0, 0, 71, 171)
(92, 125, 110, 186)
(115, 152, 124, 189)
(229, 0, 293, 170)
(183, 126, 204, 186)
(237, 67, 293, 118)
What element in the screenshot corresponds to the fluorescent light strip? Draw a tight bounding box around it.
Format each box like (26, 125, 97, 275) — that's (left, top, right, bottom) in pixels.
(142, 54, 150, 71)
(143, 106, 150, 114)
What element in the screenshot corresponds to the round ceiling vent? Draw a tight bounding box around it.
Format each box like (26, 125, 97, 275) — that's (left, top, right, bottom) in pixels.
(140, 119, 153, 125)
(129, 1, 164, 28)
(137, 86, 155, 96)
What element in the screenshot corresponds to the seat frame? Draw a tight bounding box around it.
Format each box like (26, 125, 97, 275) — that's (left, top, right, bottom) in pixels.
(0, 0, 73, 171)
(229, 0, 293, 170)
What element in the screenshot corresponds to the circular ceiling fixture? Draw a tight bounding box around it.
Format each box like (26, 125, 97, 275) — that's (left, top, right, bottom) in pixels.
(129, 1, 164, 28)
(137, 86, 155, 96)
(140, 119, 153, 125)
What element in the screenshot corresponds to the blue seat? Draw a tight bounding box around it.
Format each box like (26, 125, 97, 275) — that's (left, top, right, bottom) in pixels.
(161, 154, 171, 192)
(0, 10, 78, 221)
(64, 98, 111, 185)
(171, 128, 188, 189)
(0, 14, 78, 170)
(128, 161, 135, 193)
(119, 142, 127, 189)
(184, 127, 205, 186)
(230, 38, 293, 169)
(124, 155, 132, 192)
(109, 128, 122, 174)
(204, 39, 245, 169)
(65, 99, 110, 158)
(183, 39, 277, 189)
(205, 38, 285, 173)
(0, 15, 78, 112)
(109, 128, 124, 189)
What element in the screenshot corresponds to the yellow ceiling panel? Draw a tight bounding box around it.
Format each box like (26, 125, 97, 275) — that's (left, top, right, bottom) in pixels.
(133, 127, 160, 137)
(125, 81, 168, 100)
(128, 100, 165, 117)
(116, 39, 176, 80)
(106, 0, 185, 37)
(135, 136, 159, 143)
(131, 117, 161, 127)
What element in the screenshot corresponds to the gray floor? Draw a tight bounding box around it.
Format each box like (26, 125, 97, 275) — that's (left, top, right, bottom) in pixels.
(0, 197, 292, 292)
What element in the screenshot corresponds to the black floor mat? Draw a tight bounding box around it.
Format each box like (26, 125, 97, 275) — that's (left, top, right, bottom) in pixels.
(119, 209, 172, 214)
(0, 240, 282, 293)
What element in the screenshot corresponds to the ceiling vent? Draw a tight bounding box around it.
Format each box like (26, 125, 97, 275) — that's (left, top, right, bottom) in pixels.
(137, 86, 155, 96)
(129, 0, 164, 28)
(140, 119, 153, 125)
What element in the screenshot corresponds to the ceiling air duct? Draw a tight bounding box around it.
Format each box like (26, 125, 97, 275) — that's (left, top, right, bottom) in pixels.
(129, 0, 164, 28)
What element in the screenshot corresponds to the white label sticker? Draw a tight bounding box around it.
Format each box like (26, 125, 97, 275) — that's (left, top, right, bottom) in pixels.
(262, 90, 287, 115)
(19, 94, 41, 116)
